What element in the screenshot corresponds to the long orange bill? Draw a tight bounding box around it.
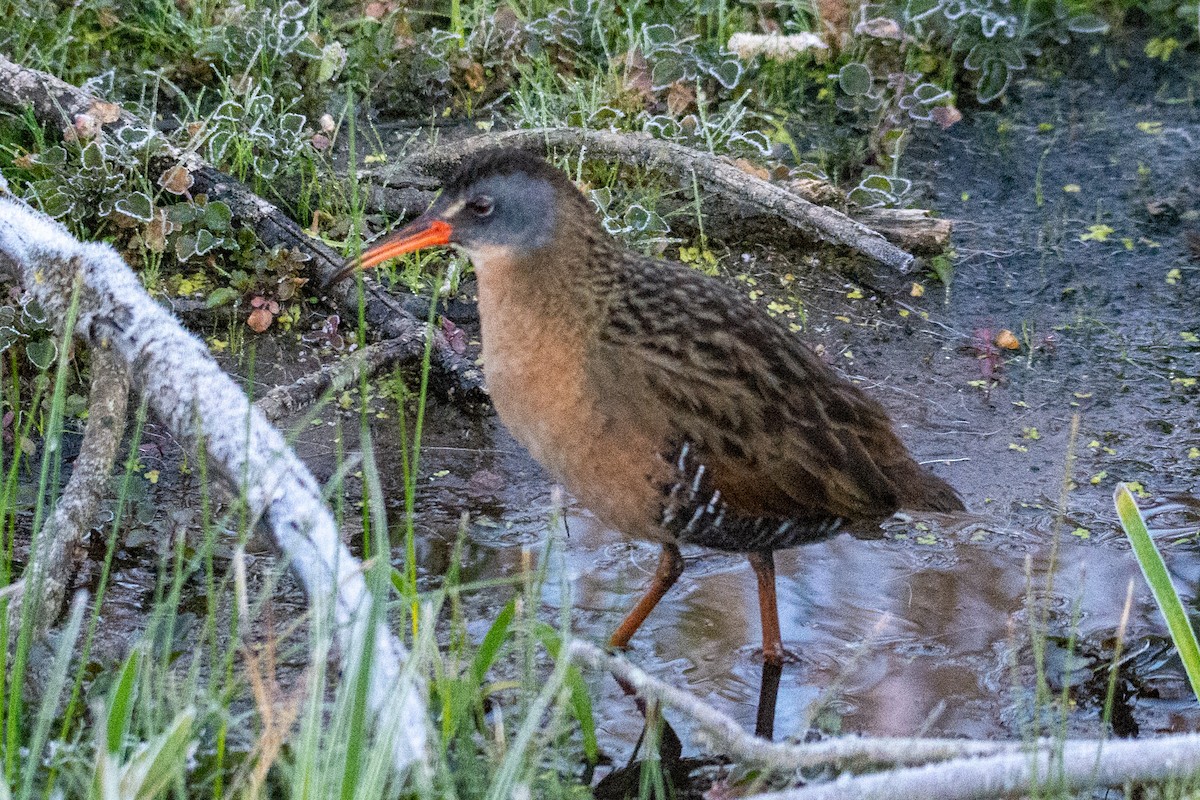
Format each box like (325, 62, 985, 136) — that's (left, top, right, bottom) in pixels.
(329, 217, 454, 286)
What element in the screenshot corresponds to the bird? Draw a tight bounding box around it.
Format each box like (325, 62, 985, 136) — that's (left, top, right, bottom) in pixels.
(334, 148, 964, 666)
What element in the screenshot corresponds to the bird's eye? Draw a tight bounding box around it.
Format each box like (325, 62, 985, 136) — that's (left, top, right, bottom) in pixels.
(468, 195, 494, 217)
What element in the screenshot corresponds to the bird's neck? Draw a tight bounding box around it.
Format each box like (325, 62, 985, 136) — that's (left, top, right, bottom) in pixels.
(469, 228, 616, 337)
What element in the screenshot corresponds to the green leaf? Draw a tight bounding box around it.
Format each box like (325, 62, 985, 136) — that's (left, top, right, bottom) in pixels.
(117, 706, 195, 800)
(202, 201, 232, 232)
(1067, 13, 1109, 33)
(204, 287, 240, 308)
(1115, 483, 1200, 703)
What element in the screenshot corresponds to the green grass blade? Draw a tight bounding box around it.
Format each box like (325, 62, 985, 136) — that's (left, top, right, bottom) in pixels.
(18, 591, 86, 800)
(1115, 483, 1200, 702)
(118, 706, 196, 800)
(470, 598, 516, 688)
(106, 648, 141, 755)
(534, 624, 598, 765)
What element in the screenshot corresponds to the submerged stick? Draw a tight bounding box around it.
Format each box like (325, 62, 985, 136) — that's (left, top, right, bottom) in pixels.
(254, 337, 419, 423)
(570, 639, 1200, 798)
(0, 193, 430, 779)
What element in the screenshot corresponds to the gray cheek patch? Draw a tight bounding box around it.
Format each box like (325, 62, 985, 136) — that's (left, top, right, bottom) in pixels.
(475, 175, 558, 250)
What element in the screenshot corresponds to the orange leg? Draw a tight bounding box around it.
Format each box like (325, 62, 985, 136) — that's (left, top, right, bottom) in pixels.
(609, 543, 684, 650)
(748, 550, 784, 666)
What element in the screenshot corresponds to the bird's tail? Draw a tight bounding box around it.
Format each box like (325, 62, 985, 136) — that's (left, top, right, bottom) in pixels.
(897, 465, 965, 513)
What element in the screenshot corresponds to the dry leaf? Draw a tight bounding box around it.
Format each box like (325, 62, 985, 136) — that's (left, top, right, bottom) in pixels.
(65, 113, 101, 142)
(159, 164, 194, 195)
(910, 282, 925, 297)
(666, 81, 696, 116)
(994, 329, 1020, 350)
(89, 100, 122, 124)
(144, 209, 175, 253)
(618, 49, 654, 105)
(247, 307, 274, 333)
(931, 105, 963, 130)
(854, 17, 904, 40)
(442, 317, 467, 354)
(461, 61, 487, 93)
(732, 158, 770, 181)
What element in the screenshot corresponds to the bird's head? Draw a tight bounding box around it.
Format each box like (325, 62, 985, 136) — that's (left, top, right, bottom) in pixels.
(332, 148, 591, 285)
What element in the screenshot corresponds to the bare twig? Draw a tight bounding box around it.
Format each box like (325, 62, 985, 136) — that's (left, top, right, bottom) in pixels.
(254, 337, 421, 423)
(0, 192, 430, 779)
(374, 128, 916, 272)
(0, 53, 486, 408)
(11, 341, 130, 635)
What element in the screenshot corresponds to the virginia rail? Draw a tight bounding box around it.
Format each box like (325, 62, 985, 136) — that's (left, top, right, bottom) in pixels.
(335, 148, 964, 666)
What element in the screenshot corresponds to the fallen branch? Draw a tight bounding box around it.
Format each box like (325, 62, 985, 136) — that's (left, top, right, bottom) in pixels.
(571, 641, 1200, 797)
(0, 53, 487, 409)
(569, 641, 1024, 771)
(0, 192, 430, 779)
(12, 341, 129, 635)
(254, 337, 419, 423)
(750, 734, 1200, 800)
(853, 208, 951, 255)
(373, 128, 916, 272)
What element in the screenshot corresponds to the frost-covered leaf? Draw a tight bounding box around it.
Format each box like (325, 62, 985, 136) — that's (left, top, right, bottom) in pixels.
(25, 339, 56, 370)
(202, 201, 232, 232)
(159, 165, 194, 195)
(32, 146, 67, 167)
(116, 126, 155, 150)
(974, 58, 1010, 103)
(194, 228, 220, 256)
(80, 142, 106, 170)
(0, 327, 19, 354)
(1067, 12, 1109, 33)
(838, 62, 873, 96)
(114, 192, 154, 222)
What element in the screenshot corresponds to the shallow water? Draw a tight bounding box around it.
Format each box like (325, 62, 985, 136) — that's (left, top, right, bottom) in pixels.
(83, 49, 1200, 779)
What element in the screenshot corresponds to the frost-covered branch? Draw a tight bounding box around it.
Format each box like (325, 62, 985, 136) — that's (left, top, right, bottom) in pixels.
(0, 193, 429, 778)
(14, 342, 129, 635)
(571, 640, 1200, 798)
(749, 734, 1200, 800)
